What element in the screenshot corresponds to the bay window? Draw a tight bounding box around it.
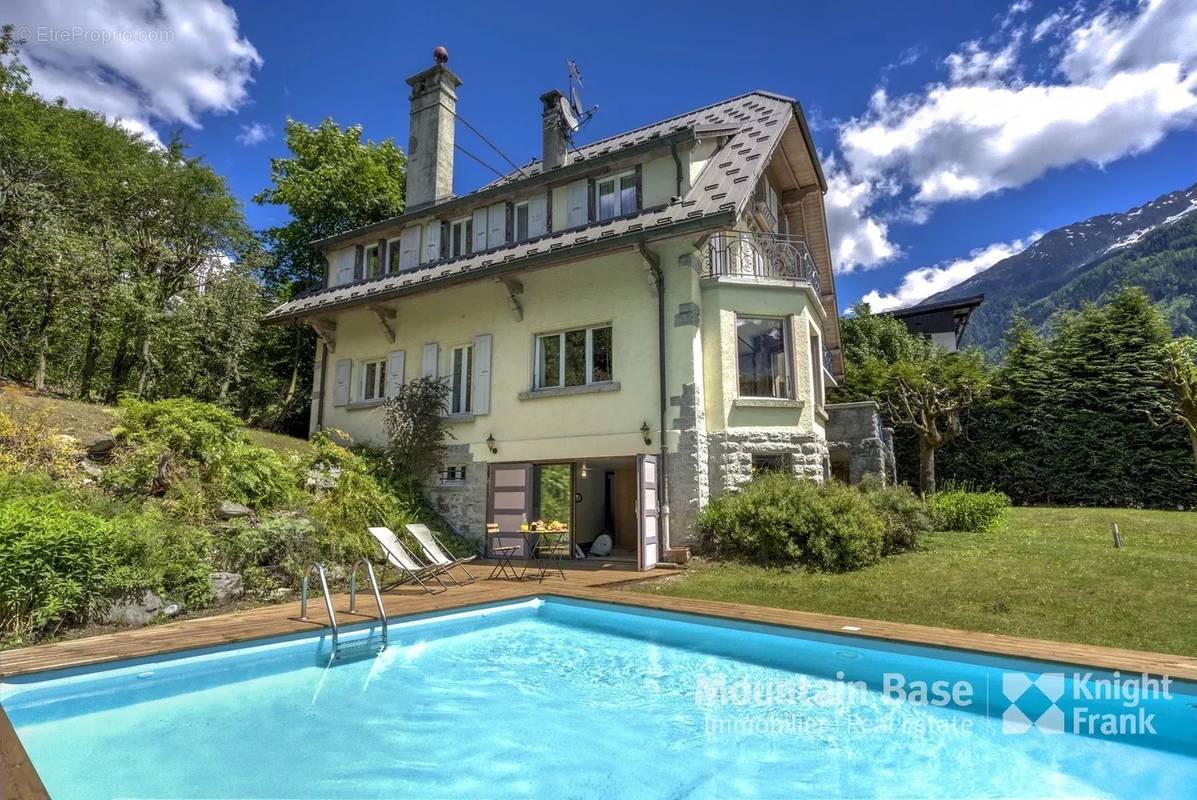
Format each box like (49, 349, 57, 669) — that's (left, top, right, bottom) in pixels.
(736, 316, 790, 398)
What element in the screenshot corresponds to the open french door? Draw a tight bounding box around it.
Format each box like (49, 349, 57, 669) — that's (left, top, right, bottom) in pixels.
(636, 454, 660, 570)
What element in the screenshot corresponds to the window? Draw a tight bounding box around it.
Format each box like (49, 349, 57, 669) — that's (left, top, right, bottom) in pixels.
(514, 202, 530, 241)
(364, 244, 382, 278)
(450, 344, 473, 414)
(737, 316, 790, 398)
(810, 331, 824, 408)
(441, 464, 467, 485)
(359, 358, 387, 402)
(752, 453, 790, 474)
(386, 238, 402, 273)
(535, 325, 613, 389)
(449, 218, 470, 258)
(595, 172, 638, 220)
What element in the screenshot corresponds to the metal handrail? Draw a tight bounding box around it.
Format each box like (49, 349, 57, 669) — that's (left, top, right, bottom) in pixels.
(700, 230, 821, 294)
(348, 558, 389, 648)
(300, 562, 338, 654)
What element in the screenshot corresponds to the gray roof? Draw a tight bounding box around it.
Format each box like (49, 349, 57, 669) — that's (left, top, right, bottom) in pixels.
(264, 91, 812, 325)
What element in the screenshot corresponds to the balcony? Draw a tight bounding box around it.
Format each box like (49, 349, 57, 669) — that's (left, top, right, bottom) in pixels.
(700, 231, 820, 295)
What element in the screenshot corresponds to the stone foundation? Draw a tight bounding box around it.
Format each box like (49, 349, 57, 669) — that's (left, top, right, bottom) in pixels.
(424, 444, 487, 544)
(825, 401, 895, 485)
(667, 382, 709, 544)
(706, 429, 829, 497)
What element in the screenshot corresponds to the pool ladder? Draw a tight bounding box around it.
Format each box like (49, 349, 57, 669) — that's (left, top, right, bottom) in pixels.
(300, 560, 388, 661)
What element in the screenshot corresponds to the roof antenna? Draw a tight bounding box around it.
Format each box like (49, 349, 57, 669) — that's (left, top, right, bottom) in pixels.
(560, 59, 598, 140)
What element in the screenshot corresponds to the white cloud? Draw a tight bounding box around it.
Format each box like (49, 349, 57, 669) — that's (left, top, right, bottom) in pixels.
(837, 0, 1197, 206)
(8, 0, 261, 145)
(825, 168, 900, 273)
(236, 122, 271, 146)
(861, 234, 1040, 312)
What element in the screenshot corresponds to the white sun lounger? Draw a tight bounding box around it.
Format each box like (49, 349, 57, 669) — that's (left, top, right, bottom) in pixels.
(367, 526, 447, 594)
(405, 523, 477, 585)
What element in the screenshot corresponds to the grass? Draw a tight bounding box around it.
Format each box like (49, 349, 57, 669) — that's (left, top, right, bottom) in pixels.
(1, 384, 314, 458)
(635, 506, 1197, 657)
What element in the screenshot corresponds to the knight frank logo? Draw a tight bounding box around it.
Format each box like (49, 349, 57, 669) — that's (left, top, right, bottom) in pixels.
(999, 670, 1172, 736)
(1001, 672, 1066, 734)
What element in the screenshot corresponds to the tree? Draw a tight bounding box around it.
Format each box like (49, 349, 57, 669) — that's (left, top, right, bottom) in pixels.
(879, 341, 989, 496)
(382, 377, 452, 490)
(254, 119, 407, 432)
(832, 302, 922, 402)
(1163, 336, 1197, 468)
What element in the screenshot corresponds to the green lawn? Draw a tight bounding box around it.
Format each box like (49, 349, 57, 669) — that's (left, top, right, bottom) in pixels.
(635, 507, 1197, 656)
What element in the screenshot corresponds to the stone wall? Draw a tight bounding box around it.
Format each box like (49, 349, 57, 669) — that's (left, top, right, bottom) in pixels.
(706, 429, 829, 498)
(825, 401, 895, 484)
(667, 382, 709, 544)
(423, 444, 488, 545)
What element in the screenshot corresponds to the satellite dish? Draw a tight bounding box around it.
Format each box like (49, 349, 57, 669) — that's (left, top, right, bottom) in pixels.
(562, 59, 598, 139)
(558, 94, 580, 133)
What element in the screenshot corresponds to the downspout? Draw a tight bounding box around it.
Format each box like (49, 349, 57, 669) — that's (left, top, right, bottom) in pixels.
(670, 141, 684, 198)
(316, 339, 328, 431)
(638, 243, 671, 556)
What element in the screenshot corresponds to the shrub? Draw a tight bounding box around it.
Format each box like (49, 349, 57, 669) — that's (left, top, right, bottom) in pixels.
(0, 491, 116, 638)
(382, 377, 452, 489)
(213, 513, 322, 595)
(210, 439, 298, 509)
(115, 397, 242, 464)
(0, 407, 81, 478)
(106, 510, 213, 609)
(929, 487, 1010, 532)
(859, 481, 931, 555)
(696, 474, 885, 572)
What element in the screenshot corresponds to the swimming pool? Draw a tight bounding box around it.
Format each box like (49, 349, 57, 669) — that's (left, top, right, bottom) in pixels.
(3, 596, 1195, 799)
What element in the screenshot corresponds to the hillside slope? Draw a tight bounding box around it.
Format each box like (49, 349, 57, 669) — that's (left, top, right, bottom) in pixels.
(924, 183, 1197, 354)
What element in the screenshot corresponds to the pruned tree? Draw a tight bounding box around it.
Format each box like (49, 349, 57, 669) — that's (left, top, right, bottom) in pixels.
(880, 342, 989, 496)
(1163, 336, 1197, 468)
(382, 377, 452, 490)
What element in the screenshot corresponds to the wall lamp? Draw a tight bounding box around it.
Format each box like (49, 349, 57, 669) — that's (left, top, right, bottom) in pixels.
(486, 433, 498, 454)
(640, 421, 652, 446)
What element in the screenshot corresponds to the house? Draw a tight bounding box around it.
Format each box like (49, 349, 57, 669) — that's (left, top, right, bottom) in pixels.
(886, 295, 984, 353)
(264, 52, 849, 569)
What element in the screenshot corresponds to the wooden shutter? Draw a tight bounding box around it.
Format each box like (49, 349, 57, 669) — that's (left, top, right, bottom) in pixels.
(504, 202, 513, 244)
(385, 350, 405, 397)
(333, 359, 352, 407)
(566, 179, 588, 228)
(334, 249, 353, 286)
(399, 226, 420, 270)
(352, 245, 364, 281)
(544, 189, 553, 232)
(472, 208, 489, 251)
(637, 454, 659, 570)
(423, 221, 440, 263)
(464, 218, 473, 255)
(376, 238, 387, 275)
(421, 343, 439, 378)
(440, 221, 450, 260)
(486, 203, 505, 247)
(587, 177, 596, 222)
(633, 164, 643, 212)
(472, 334, 492, 414)
(527, 196, 547, 239)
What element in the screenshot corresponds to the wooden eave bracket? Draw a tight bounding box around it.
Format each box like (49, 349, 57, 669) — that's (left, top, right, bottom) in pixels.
(368, 304, 397, 343)
(306, 318, 338, 352)
(496, 275, 524, 321)
(638, 243, 662, 293)
(781, 184, 820, 208)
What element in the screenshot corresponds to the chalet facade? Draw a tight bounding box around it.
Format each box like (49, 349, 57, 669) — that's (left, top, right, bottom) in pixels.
(264, 54, 849, 568)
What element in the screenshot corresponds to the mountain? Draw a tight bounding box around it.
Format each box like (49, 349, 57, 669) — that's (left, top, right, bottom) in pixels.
(923, 183, 1197, 355)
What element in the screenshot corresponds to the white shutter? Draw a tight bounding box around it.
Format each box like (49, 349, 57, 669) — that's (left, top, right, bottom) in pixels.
(487, 203, 506, 246)
(333, 359, 351, 406)
(399, 226, 420, 270)
(472, 334, 492, 415)
(423, 221, 441, 263)
(333, 249, 353, 286)
(385, 350, 405, 397)
(422, 343, 439, 378)
(472, 208, 489, 251)
(528, 196, 547, 238)
(566, 179, 588, 227)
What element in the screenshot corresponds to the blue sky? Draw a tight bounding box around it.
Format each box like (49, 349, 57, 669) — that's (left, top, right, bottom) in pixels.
(8, 0, 1197, 309)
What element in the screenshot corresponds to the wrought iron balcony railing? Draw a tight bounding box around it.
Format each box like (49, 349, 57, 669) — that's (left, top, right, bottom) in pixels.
(700, 231, 820, 294)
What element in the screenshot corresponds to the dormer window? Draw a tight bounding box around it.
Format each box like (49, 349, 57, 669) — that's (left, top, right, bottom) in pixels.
(514, 201, 530, 241)
(364, 244, 382, 278)
(449, 217, 471, 258)
(596, 171, 638, 221)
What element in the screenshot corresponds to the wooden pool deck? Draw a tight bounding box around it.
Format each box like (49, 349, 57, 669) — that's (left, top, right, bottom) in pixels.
(4, 562, 1196, 799)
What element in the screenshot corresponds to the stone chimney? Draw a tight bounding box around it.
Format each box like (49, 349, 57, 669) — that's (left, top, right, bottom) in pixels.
(540, 89, 569, 172)
(405, 57, 462, 210)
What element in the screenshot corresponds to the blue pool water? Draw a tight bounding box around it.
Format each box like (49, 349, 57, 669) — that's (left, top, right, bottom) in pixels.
(3, 597, 1196, 799)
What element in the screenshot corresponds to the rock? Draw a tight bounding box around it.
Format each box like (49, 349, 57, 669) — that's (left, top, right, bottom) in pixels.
(53, 433, 81, 449)
(208, 572, 244, 603)
(81, 432, 117, 458)
(216, 500, 252, 519)
(79, 459, 103, 480)
(103, 590, 164, 627)
(270, 587, 294, 602)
